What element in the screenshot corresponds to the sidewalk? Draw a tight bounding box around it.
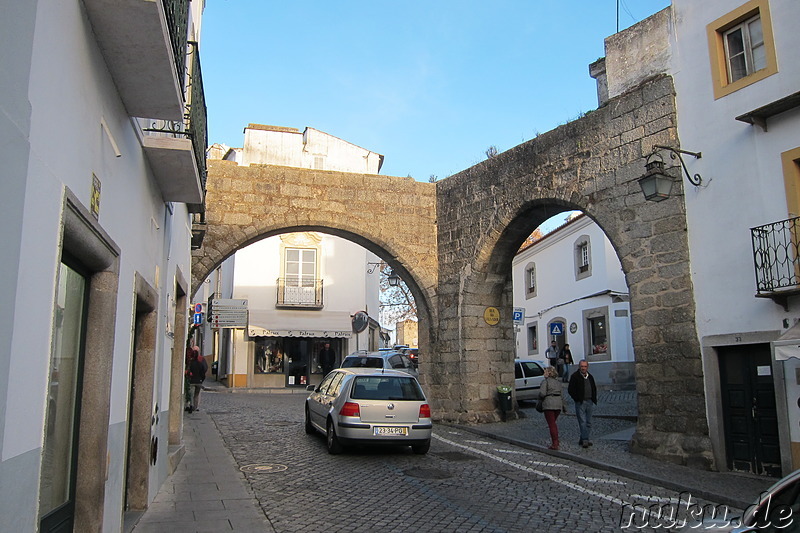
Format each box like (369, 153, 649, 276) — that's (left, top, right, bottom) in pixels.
(129, 400, 271, 532)
(129, 382, 776, 531)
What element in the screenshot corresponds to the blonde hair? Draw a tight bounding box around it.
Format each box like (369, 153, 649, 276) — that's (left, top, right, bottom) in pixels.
(543, 366, 558, 378)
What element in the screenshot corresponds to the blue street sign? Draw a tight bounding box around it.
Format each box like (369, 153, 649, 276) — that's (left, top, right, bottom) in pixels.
(549, 322, 564, 335)
(193, 312, 203, 325)
(512, 308, 524, 324)
(194, 303, 202, 313)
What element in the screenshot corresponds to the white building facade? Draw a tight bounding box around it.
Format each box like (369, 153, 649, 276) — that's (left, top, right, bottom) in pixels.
(512, 215, 635, 385)
(601, 0, 800, 475)
(206, 125, 385, 389)
(1, 0, 207, 531)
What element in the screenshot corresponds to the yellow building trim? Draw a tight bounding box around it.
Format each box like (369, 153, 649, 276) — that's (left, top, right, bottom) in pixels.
(783, 147, 800, 218)
(706, 0, 778, 99)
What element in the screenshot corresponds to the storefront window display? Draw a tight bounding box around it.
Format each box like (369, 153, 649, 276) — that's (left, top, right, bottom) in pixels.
(253, 337, 343, 386)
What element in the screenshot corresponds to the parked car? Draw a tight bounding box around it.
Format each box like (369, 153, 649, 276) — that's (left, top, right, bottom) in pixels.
(675, 468, 800, 532)
(340, 350, 418, 377)
(402, 347, 419, 367)
(514, 358, 546, 404)
(305, 368, 433, 454)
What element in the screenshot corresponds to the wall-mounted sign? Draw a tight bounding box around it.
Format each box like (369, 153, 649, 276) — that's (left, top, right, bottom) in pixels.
(484, 307, 500, 326)
(512, 307, 525, 324)
(570, 322, 578, 334)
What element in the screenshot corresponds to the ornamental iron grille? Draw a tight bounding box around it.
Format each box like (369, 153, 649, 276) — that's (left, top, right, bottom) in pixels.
(751, 216, 800, 294)
(162, 0, 189, 91)
(276, 278, 324, 308)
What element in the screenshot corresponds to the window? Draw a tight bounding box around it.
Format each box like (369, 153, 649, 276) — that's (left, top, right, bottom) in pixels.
(574, 235, 592, 280)
(588, 316, 607, 355)
(707, 0, 777, 99)
(723, 15, 765, 83)
(281, 247, 319, 306)
(527, 323, 538, 354)
(525, 263, 536, 298)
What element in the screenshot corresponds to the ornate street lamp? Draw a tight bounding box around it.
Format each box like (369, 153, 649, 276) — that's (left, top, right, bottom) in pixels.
(639, 145, 704, 202)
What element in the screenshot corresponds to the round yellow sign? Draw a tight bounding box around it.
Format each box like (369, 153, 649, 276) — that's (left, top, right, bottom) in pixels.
(483, 307, 500, 326)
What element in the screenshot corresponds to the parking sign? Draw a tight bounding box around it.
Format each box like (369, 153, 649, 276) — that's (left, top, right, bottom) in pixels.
(512, 307, 525, 324)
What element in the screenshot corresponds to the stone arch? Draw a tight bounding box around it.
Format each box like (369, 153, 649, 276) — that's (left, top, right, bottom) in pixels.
(433, 75, 713, 467)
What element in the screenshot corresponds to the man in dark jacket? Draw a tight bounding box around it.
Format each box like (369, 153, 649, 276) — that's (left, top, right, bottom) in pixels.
(319, 342, 336, 376)
(568, 359, 597, 448)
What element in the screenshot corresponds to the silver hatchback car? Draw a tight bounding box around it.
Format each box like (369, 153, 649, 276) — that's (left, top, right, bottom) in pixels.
(340, 350, 418, 377)
(305, 368, 433, 454)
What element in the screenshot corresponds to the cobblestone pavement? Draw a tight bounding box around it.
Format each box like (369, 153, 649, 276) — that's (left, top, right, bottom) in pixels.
(197, 387, 766, 533)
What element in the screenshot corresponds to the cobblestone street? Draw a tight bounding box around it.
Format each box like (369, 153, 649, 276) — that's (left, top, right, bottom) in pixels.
(197, 389, 743, 533)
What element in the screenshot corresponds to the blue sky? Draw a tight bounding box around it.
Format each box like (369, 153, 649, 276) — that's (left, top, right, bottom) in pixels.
(202, 0, 670, 183)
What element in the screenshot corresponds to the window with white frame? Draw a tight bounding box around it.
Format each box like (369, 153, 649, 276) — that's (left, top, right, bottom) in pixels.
(574, 235, 592, 280)
(706, 0, 777, 99)
(525, 262, 536, 298)
(283, 248, 317, 305)
(723, 14, 765, 83)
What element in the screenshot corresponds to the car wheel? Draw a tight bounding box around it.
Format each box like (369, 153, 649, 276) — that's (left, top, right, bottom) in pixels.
(412, 440, 430, 455)
(305, 406, 314, 435)
(326, 419, 343, 454)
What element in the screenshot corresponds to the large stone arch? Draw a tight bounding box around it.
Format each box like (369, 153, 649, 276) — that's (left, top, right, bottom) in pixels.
(433, 74, 712, 467)
(192, 160, 440, 351)
(192, 74, 712, 467)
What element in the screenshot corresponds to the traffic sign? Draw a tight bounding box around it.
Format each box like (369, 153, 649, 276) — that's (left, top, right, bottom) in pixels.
(193, 313, 203, 325)
(194, 303, 202, 313)
(512, 307, 525, 324)
(549, 322, 564, 335)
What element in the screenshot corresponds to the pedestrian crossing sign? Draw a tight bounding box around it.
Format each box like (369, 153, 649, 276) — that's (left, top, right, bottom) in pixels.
(549, 322, 564, 335)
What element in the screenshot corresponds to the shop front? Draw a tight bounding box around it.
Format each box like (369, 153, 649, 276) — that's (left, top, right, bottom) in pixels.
(247, 326, 351, 388)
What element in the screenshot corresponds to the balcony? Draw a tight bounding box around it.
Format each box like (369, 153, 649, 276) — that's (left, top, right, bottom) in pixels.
(276, 278, 324, 309)
(141, 42, 207, 206)
(751, 216, 800, 309)
(82, 0, 188, 120)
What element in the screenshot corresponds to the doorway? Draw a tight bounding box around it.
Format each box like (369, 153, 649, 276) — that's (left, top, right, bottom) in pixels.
(719, 344, 781, 476)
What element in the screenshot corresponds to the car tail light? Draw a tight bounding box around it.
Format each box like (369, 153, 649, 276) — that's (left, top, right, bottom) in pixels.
(340, 402, 360, 417)
(419, 404, 431, 418)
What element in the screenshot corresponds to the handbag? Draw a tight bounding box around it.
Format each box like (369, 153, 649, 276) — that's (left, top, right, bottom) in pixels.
(536, 400, 544, 413)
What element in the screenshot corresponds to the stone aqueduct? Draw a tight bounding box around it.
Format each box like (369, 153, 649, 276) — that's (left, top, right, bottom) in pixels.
(193, 75, 713, 468)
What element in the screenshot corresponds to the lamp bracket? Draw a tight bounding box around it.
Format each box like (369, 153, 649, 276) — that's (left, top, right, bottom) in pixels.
(652, 145, 703, 187)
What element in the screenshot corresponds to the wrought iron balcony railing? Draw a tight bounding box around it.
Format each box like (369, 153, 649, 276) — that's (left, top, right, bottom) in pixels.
(162, 0, 189, 92)
(141, 41, 207, 203)
(751, 216, 800, 299)
(276, 278, 324, 309)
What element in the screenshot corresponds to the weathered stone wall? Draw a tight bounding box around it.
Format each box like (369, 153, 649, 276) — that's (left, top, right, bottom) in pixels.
(193, 74, 714, 469)
(433, 74, 713, 468)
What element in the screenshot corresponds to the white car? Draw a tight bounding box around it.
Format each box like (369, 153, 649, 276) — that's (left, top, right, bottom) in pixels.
(514, 359, 546, 404)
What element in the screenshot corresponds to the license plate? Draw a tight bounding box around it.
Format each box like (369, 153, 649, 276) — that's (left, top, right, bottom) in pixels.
(374, 426, 408, 436)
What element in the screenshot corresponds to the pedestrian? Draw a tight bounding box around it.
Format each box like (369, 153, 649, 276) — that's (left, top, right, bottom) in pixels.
(544, 340, 559, 368)
(539, 366, 566, 450)
(187, 347, 207, 413)
(568, 359, 598, 448)
(559, 343, 574, 382)
(319, 342, 336, 376)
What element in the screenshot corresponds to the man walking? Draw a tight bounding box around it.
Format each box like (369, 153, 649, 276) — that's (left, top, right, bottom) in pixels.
(544, 340, 559, 368)
(568, 359, 597, 448)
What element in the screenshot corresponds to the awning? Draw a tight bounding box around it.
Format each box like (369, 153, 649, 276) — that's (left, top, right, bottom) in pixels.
(773, 321, 800, 360)
(247, 309, 354, 339)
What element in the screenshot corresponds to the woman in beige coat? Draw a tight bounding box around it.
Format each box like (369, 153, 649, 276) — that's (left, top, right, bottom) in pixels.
(538, 366, 566, 450)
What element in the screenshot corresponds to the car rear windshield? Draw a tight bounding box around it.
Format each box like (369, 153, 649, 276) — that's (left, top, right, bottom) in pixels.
(341, 356, 384, 369)
(350, 376, 425, 401)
